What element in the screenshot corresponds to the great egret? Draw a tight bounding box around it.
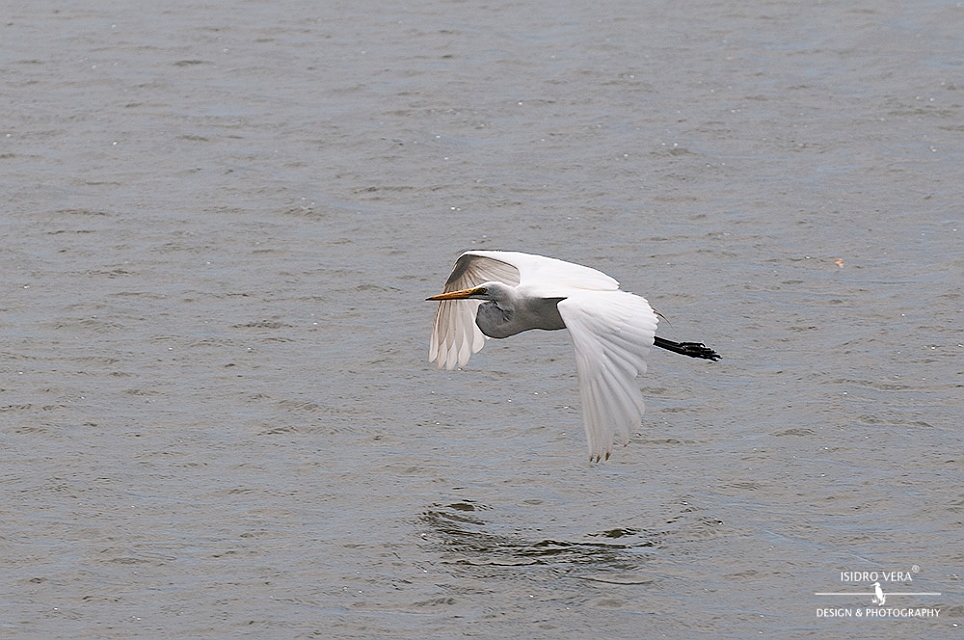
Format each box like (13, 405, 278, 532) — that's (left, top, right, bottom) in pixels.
(427, 251, 720, 462)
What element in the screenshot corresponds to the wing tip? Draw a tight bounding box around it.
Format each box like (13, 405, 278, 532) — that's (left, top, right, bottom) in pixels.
(588, 449, 612, 464)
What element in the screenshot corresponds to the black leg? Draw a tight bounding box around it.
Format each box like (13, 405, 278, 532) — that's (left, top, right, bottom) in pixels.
(654, 336, 721, 361)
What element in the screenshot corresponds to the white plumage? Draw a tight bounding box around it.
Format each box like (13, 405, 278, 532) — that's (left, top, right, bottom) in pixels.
(428, 250, 718, 462)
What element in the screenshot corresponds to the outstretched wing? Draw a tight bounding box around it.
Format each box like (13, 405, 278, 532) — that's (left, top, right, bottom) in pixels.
(428, 251, 620, 370)
(429, 252, 521, 370)
(556, 290, 658, 462)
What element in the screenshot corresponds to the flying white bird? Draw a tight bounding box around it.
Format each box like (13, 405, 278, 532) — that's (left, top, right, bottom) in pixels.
(427, 250, 720, 462)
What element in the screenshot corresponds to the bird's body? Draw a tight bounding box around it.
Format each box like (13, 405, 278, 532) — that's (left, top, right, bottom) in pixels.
(428, 251, 719, 462)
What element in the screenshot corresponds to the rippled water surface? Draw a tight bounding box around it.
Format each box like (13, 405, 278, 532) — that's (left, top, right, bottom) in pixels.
(3, 1, 962, 637)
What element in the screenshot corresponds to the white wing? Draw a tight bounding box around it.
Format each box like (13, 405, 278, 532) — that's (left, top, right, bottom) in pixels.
(429, 252, 519, 369)
(475, 251, 620, 294)
(429, 251, 618, 369)
(557, 290, 658, 462)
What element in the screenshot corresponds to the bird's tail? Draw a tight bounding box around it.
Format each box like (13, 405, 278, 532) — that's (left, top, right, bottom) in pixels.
(653, 336, 721, 361)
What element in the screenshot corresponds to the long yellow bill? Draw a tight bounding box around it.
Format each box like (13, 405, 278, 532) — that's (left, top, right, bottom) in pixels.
(426, 286, 486, 301)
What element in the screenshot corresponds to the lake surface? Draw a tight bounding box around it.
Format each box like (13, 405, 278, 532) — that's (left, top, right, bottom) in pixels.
(2, 0, 962, 637)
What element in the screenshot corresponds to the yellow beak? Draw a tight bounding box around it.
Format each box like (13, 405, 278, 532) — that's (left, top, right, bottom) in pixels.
(426, 286, 485, 301)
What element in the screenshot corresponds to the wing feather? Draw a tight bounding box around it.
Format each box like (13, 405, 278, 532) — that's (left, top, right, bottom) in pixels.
(556, 290, 658, 461)
(472, 251, 619, 294)
(429, 252, 521, 369)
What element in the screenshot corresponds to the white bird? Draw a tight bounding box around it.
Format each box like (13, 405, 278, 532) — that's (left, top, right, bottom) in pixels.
(872, 582, 886, 605)
(427, 250, 720, 462)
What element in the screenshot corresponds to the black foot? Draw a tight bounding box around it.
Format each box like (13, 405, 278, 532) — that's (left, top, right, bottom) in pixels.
(654, 336, 721, 361)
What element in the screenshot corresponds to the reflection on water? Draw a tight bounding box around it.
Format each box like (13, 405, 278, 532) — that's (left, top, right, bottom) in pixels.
(419, 498, 734, 574)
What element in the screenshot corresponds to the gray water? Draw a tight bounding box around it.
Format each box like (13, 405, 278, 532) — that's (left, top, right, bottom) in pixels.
(2, 1, 962, 637)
